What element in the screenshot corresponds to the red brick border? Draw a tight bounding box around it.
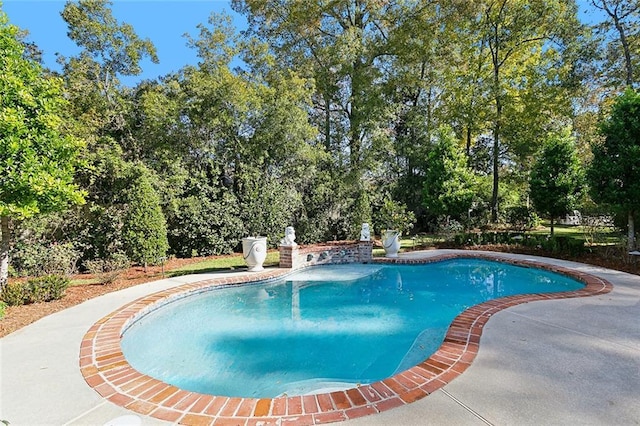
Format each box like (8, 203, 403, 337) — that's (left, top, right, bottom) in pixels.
(80, 253, 612, 425)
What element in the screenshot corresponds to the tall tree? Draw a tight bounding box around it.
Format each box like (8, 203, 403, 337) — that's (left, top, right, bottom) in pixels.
(588, 89, 640, 250)
(591, 0, 639, 88)
(530, 130, 584, 236)
(57, 0, 162, 261)
(233, 0, 400, 230)
(384, 1, 468, 221)
(60, 0, 158, 98)
(480, 0, 581, 222)
(0, 13, 85, 288)
(59, 0, 159, 149)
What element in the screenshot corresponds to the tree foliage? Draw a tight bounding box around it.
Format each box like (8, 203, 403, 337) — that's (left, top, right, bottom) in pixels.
(591, 0, 639, 88)
(588, 89, 640, 249)
(530, 130, 584, 235)
(422, 128, 478, 223)
(121, 165, 168, 268)
(0, 12, 85, 288)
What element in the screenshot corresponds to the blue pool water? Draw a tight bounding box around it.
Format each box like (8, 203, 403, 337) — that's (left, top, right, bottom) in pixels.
(120, 259, 583, 398)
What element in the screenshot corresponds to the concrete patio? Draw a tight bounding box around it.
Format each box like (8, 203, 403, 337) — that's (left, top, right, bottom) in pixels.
(1, 250, 638, 425)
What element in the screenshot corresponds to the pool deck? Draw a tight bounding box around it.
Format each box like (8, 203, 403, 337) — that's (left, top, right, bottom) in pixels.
(1, 249, 639, 425)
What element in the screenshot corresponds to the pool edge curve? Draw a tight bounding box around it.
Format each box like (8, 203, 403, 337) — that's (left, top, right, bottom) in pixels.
(79, 252, 613, 425)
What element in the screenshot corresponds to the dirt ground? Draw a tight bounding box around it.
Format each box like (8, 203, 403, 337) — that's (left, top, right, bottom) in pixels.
(1, 247, 638, 338)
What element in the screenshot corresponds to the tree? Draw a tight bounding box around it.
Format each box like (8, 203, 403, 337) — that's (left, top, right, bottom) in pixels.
(233, 0, 400, 233)
(0, 13, 85, 288)
(59, 0, 159, 150)
(588, 89, 640, 250)
(121, 165, 168, 270)
(591, 0, 639, 88)
(480, 0, 581, 222)
(530, 130, 584, 236)
(60, 0, 158, 98)
(422, 127, 478, 223)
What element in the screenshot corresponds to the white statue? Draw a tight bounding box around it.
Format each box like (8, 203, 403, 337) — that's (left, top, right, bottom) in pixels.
(360, 223, 371, 241)
(280, 226, 297, 246)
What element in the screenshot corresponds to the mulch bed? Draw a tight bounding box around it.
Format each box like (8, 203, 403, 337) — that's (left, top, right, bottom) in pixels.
(0, 255, 220, 338)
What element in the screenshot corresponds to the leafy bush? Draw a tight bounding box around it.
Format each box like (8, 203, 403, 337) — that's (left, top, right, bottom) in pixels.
(453, 231, 524, 246)
(122, 167, 169, 267)
(1, 282, 28, 306)
(375, 199, 416, 235)
(437, 218, 464, 241)
(1, 275, 69, 305)
(10, 242, 80, 277)
(452, 231, 584, 256)
(167, 192, 243, 257)
(24, 275, 69, 303)
(84, 253, 130, 284)
(505, 206, 540, 231)
(0, 301, 6, 319)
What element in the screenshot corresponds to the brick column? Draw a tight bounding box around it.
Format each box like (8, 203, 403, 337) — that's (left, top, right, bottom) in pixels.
(279, 245, 298, 268)
(358, 241, 373, 263)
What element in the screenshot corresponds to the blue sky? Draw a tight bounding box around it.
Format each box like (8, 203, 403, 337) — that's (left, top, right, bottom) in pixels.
(3, 0, 603, 87)
(2, 0, 246, 86)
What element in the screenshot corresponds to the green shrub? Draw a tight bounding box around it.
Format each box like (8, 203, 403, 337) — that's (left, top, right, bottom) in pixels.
(375, 198, 416, 236)
(122, 167, 169, 267)
(0, 301, 8, 319)
(1, 282, 28, 306)
(85, 253, 130, 284)
(505, 206, 540, 231)
(454, 231, 526, 246)
(1, 275, 70, 306)
(24, 275, 69, 303)
(10, 242, 80, 277)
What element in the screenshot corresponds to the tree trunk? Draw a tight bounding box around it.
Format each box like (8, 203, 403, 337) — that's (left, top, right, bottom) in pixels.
(628, 210, 635, 251)
(0, 216, 10, 290)
(491, 96, 501, 223)
(550, 217, 555, 237)
(612, 13, 634, 86)
(466, 125, 472, 163)
(324, 92, 331, 151)
(490, 19, 502, 224)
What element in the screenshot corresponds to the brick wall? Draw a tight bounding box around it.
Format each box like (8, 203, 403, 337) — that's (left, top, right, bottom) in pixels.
(279, 241, 373, 269)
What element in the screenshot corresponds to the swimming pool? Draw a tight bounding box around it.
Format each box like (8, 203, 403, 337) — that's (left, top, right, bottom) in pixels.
(120, 259, 584, 399)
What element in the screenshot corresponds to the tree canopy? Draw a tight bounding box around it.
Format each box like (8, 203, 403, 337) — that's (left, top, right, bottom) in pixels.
(530, 130, 584, 235)
(0, 11, 85, 287)
(588, 88, 640, 249)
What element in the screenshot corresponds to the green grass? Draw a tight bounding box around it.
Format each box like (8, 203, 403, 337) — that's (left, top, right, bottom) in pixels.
(70, 277, 101, 286)
(530, 222, 621, 245)
(167, 251, 280, 276)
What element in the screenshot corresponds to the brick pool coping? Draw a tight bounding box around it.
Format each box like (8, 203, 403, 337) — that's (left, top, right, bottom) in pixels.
(80, 253, 613, 425)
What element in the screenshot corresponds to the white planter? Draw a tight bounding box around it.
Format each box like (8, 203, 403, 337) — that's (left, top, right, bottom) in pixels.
(382, 230, 401, 258)
(242, 236, 267, 272)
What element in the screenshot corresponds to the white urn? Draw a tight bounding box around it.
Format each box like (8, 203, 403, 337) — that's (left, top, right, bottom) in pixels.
(242, 236, 267, 272)
(382, 230, 401, 258)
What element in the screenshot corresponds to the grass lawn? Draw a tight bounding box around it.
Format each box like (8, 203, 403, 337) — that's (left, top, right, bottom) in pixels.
(530, 222, 621, 245)
(167, 250, 280, 276)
